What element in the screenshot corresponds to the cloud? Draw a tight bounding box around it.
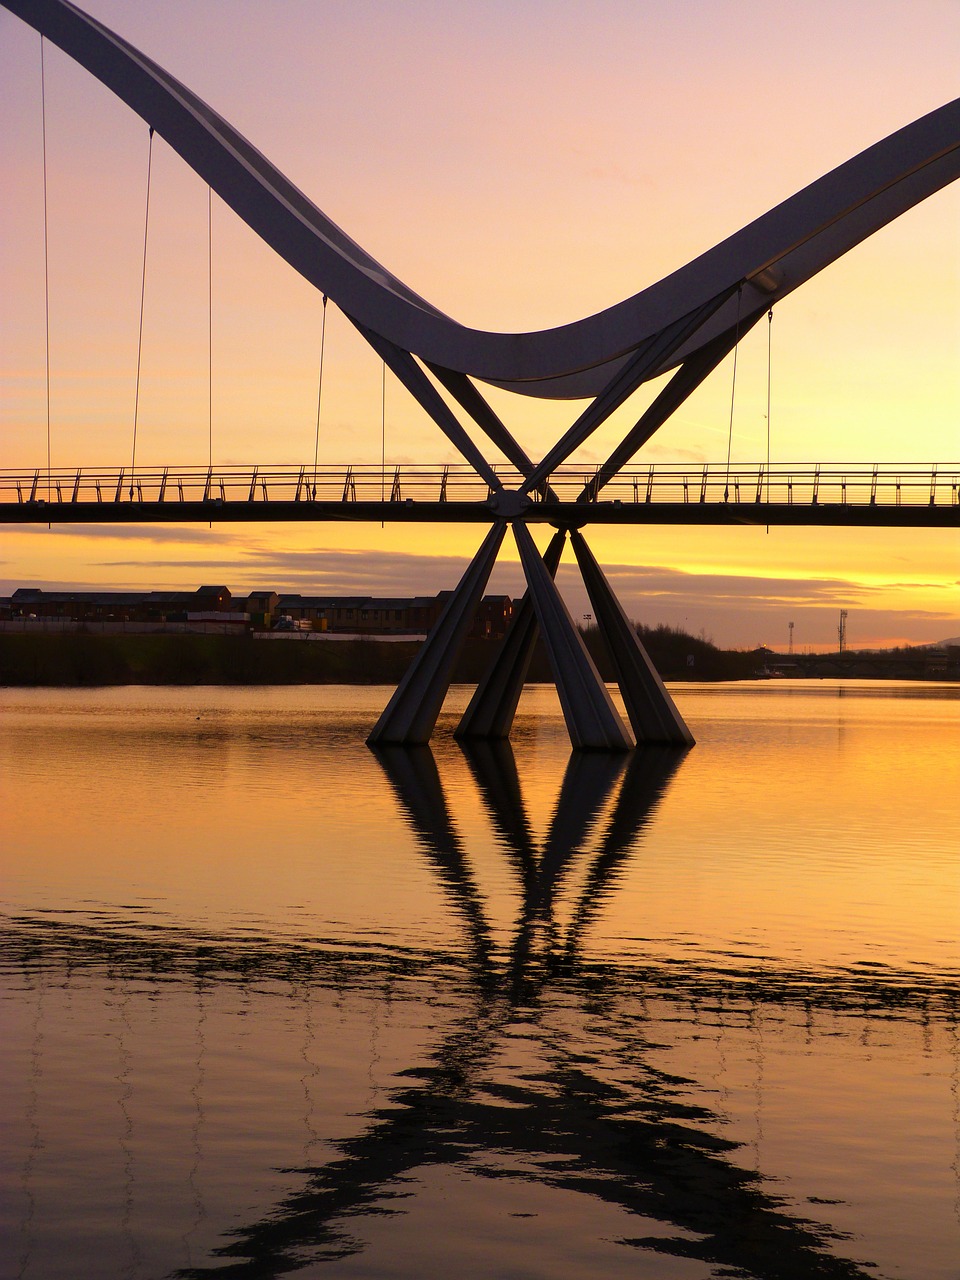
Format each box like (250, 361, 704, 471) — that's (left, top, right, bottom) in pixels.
(642, 443, 708, 464)
(95, 545, 501, 593)
(4, 523, 241, 546)
(584, 561, 957, 646)
(64, 541, 955, 649)
(4, 519, 954, 648)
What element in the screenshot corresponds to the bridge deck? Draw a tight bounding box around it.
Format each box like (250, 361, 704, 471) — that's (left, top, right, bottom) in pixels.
(2, 464, 957, 527)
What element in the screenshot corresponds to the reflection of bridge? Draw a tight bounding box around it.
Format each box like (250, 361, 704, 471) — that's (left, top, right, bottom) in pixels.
(8, 738, 950, 1278)
(4, 0, 960, 751)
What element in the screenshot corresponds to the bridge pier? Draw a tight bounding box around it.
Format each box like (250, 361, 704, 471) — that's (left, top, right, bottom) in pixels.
(373, 518, 694, 753)
(455, 528, 566, 741)
(512, 524, 634, 752)
(367, 522, 506, 746)
(569, 529, 694, 746)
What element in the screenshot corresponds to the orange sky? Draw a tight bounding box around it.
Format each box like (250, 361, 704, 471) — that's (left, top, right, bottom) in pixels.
(1, 0, 957, 648)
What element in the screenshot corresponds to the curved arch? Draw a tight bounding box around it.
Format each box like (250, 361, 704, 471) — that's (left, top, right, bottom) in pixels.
(5, 0, 960, 398)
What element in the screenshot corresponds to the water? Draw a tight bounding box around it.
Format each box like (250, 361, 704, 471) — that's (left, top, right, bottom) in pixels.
(1, 681, 958, 1280)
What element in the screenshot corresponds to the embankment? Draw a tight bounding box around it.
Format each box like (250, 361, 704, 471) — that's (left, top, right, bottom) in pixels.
(0, 633, 423, 686)
(0, 629, 763, 687)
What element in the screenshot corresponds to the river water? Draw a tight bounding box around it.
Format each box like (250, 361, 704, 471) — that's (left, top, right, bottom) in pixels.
(2, 681, 958, 1280)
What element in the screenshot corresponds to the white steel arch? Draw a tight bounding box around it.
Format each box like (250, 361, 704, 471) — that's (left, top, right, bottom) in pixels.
(4, 0, 960, 400)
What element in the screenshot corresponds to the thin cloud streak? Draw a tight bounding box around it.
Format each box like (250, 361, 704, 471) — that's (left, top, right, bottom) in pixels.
(4, 523, 241, 545)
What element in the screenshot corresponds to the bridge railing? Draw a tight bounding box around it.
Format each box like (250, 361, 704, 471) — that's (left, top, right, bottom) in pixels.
(590, 464, 960, 508)
(1, 464, 957, 507)
(0, 465, 507, 506)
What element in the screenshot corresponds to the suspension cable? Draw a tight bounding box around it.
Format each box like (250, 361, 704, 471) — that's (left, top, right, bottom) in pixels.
(380, 358, 386, 529)
(40, 37, 51, 511)
(207, 184, 212, 475)
(129, 127, 154, 498)
(311, 295, 327, 498)
(723, 282, 744, 502)
(765, 307, 773, 526)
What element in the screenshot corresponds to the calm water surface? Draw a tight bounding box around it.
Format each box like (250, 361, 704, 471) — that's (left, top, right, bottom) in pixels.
(2, 681, 958, 1280)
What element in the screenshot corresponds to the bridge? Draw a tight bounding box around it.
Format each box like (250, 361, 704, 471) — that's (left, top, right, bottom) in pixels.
(3, 0, 959, 752)
(4, 463, 958, 527)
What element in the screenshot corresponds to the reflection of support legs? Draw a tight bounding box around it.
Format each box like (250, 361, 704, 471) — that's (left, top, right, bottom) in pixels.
(569, 528, 694, 746)
(458, 739, 534, 865)
(370, 744, 495, 977)
(367, 523, 507, 746)
(513, 523, 633, 752)
(456, 528, 566, 741)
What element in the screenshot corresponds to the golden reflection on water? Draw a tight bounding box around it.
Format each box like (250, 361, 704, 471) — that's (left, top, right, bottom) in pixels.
(3, 683, 957, 973)
(1, 682, 958, 1279)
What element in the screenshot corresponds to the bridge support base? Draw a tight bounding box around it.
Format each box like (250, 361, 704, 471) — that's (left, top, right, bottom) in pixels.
(367, 522, 506, 746)
(570, 529, 694, 746)
(370, 519, 692, 754)
(513, 523, 634, 752)
(455, 528, 566, 741)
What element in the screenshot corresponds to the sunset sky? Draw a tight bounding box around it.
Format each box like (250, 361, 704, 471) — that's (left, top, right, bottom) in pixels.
(1, 0, 958, 649)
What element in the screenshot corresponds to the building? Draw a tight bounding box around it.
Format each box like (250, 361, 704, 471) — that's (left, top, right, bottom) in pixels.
(1, 587, 514, 639)
(6, 585, 232, 622)
(274, 593, 514, 638)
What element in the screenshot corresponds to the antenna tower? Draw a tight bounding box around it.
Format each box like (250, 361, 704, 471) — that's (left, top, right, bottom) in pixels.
(838, 610, 848, 655)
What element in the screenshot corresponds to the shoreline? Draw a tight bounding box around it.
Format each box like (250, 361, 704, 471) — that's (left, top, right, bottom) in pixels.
(1, 631, 953, 687)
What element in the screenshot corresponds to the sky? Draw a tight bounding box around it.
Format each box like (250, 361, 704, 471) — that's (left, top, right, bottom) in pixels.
(1, 0, 958, 650)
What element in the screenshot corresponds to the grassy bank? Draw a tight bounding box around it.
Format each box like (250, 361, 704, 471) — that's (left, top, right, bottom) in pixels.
(0, 627, 763, 687)
(0, 633, 423, 686)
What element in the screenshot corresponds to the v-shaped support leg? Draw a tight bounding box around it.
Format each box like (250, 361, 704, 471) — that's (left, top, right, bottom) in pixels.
(569, 528, 694, 746)
(367, 522, 507, 746)
(455, 528, 566, 741)
(513, 523, 633, 752)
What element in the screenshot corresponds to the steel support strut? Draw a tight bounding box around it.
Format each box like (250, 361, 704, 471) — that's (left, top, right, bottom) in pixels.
(456, 528, 566, 741)
(570, 529, 694, 745)
(512, 523, 633, 752)
(367, 522, 506, 745)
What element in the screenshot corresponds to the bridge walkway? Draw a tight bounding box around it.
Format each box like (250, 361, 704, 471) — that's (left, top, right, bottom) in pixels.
(3, 463, 957, 526)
